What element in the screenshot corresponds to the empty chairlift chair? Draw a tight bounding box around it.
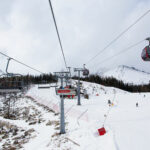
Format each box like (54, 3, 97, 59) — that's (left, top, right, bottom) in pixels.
(0, 58, 24, 94)
(83, 69, 89, 76)
(83, 64, 89, 76)
(56, 85, 77, 98)
(38, 81, 51, 89)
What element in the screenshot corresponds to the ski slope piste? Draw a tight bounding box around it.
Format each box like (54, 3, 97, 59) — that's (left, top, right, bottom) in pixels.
(25, 81, 150, 150)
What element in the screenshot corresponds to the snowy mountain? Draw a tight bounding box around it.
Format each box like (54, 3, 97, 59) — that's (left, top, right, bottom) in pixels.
(102, 65, 150, 85)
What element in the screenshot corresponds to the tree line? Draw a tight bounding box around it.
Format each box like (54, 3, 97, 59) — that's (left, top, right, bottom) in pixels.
(0, 73, 57, 89)
(1, 73, 150, 92)
(73, 74, 150, 92)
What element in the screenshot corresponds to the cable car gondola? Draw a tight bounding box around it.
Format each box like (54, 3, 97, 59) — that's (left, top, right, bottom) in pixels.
(141, 37, 150, 61)
(141, 46, 150, 61)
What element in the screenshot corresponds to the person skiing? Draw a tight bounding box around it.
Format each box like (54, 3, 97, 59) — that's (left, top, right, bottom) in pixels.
(108, 100, 111, 106)
(136, 102, 138, 107)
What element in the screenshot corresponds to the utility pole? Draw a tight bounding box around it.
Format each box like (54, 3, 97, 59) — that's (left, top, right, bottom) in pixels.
(74, 68, 84, 105)
(54, 71, 70, 134)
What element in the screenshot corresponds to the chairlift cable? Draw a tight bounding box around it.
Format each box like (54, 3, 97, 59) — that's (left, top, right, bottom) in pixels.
(48, 0, 68, 69)
(85, 9, 150, 65)
(0, 51, 44, 74)
(95, 39, 144, 73)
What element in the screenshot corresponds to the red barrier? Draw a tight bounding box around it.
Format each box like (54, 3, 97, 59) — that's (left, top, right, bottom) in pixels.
(98, 127, 106, 136)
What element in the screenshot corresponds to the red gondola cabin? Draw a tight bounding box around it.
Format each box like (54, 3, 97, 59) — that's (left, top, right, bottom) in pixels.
(141, 46, 150, 61)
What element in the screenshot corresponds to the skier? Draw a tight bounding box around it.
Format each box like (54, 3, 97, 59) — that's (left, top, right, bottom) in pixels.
(108, 100, 111, 106)
(136, 102, 138, 107)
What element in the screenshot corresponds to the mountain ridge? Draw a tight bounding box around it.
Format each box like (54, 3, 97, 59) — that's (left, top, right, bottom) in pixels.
(101, 65, 150, 85)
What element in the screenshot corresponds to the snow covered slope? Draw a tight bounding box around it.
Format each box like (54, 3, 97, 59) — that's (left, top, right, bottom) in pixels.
(1, 81, 150, 150)
(102, 65, 150, 85)
(25, 81, 150, 150)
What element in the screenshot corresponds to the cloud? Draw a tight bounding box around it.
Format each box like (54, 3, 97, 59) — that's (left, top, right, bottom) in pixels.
(0, 0, 149, 75)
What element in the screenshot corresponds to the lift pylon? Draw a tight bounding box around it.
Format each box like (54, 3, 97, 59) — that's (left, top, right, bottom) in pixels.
(54, 71, 70, 134)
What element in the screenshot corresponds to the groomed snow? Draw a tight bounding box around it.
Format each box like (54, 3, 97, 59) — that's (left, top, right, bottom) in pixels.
(25, 81, 150, 150)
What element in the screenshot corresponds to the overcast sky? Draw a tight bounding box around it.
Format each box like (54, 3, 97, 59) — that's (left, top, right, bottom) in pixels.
(0, 0, 150, 75)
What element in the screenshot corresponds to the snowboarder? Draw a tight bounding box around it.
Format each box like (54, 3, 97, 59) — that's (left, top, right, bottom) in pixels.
(136, 102, 138, 107)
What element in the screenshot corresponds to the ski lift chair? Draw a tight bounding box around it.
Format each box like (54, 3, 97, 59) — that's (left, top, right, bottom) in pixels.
(56, 86, 77, 99)
(83, 69, 89, 76)
(83, 64, 89, 76)
(38, 80, 50, 89)
(0, 58, 24, 94)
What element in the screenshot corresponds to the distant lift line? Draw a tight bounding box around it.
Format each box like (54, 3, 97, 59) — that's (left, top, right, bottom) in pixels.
(0, 51, 44, 74)
(85, 9, 150, 65)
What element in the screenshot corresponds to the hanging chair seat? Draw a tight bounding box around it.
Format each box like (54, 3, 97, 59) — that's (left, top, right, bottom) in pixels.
(0, 89, 21, 94)
(83, 69, 89, 76)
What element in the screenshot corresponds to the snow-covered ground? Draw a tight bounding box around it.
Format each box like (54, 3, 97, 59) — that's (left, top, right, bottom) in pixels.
(102, 65, 150, 85)
(0, 81, 150, 150)
(25, 81, 150, 150)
